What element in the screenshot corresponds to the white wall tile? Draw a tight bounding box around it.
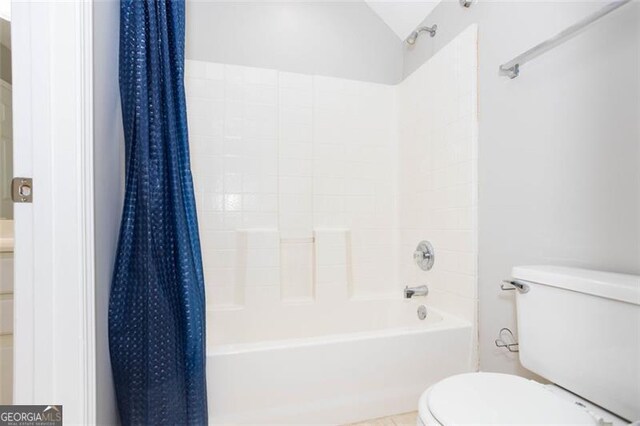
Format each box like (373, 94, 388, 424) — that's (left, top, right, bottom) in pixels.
(244, 85, 278, 105)
(243, 67, 278, 86)
(206, 285, 238, 307)
(279, 177, 312, 195)
(242, 213, 278, 228)
(186, 55, 474, 312)
(397, 31, 478, 322)
(205, 62, 225, 80)
(280, 72, 312, 90)
(280, 142, 312, 160)
(244, 285, 281, 307)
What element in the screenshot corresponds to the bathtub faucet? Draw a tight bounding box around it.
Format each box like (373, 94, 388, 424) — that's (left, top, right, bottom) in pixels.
(404, 285, 429, 299)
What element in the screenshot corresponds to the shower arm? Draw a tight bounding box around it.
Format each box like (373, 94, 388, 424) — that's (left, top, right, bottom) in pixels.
(416, 25, 437, 37)
(406, 25, 438, 45)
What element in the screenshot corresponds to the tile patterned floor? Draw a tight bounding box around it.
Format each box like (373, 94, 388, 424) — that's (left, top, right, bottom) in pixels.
(346, 411, 418, 426)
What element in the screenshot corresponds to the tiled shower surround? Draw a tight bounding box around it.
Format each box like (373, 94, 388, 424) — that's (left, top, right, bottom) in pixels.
(185, 26, 477, 323)
(398, 27, 478, 325)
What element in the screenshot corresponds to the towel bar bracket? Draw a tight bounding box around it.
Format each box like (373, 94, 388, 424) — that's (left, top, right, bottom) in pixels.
(498, 0, 631, 78)
(499, 64, 519, 79)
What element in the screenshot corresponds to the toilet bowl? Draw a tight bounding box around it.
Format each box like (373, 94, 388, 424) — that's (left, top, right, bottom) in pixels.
(417, 266, 640, 426)
(417, 372, 627, 425)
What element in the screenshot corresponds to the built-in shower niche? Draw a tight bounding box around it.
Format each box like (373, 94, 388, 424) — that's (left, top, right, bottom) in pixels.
(314, 229, 352, 302)
(231, 229, 353, 307)
(234, 229, 280, 307)
(279, 234, 315, 302)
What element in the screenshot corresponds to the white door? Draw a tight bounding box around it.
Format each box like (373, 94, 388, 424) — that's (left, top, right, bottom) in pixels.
(11, 1, 96, 423)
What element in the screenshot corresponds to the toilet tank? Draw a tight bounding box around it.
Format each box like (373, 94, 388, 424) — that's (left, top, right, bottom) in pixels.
(512, 265, 640, 422)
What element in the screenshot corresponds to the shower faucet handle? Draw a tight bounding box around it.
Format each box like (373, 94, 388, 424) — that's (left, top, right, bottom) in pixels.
(413, 249, 432, 261)
(413, 241, 435, 271)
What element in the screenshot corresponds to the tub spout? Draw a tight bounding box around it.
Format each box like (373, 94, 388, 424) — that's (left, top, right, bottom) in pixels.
(404, 285, 428, 298)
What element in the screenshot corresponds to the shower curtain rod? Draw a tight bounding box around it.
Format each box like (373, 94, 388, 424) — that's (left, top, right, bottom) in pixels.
(499, 0, 632, 79)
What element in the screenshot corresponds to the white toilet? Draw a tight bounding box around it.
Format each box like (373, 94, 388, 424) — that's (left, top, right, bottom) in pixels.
(418, 265, 640, 425)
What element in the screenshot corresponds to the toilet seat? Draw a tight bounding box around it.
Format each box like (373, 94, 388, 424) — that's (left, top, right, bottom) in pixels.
(419, 373, 603, 425)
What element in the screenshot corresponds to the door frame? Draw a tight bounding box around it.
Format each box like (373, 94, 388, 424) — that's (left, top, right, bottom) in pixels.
(12, 1, 96, 423)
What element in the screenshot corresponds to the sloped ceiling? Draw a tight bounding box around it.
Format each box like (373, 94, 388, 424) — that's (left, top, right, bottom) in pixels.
(365, 1, 442, 40)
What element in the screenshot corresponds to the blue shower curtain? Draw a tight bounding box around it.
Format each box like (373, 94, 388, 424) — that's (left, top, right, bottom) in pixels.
(109, 1, 208, 424)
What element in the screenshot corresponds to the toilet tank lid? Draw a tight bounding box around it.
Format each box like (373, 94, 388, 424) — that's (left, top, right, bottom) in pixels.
(512, 265, 640, 305)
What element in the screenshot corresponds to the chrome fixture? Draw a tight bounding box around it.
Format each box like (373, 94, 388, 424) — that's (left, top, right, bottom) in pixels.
(404, 285, 429, 299)
(495, 327, 519, 353)
(417, 305, 427, 320)
(499, 0, 631, 78)
(405, 25, 437, 45)
(500, 279, 530, 294)
(414, 241, 435, 271)
(459, 0, 474, 7)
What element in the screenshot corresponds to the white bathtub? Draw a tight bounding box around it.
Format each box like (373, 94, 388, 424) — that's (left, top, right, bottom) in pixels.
(206, 299, 474, 424)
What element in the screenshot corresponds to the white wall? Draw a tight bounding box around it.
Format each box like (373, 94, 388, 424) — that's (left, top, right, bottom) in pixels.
(365, 1, 441, 40)
(93, 0, 122, 424)
(185, 60, 398, 312)
(186, 1, 404, 84)
(403, 2, 640, 377)
(397, 24, 478, 333)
